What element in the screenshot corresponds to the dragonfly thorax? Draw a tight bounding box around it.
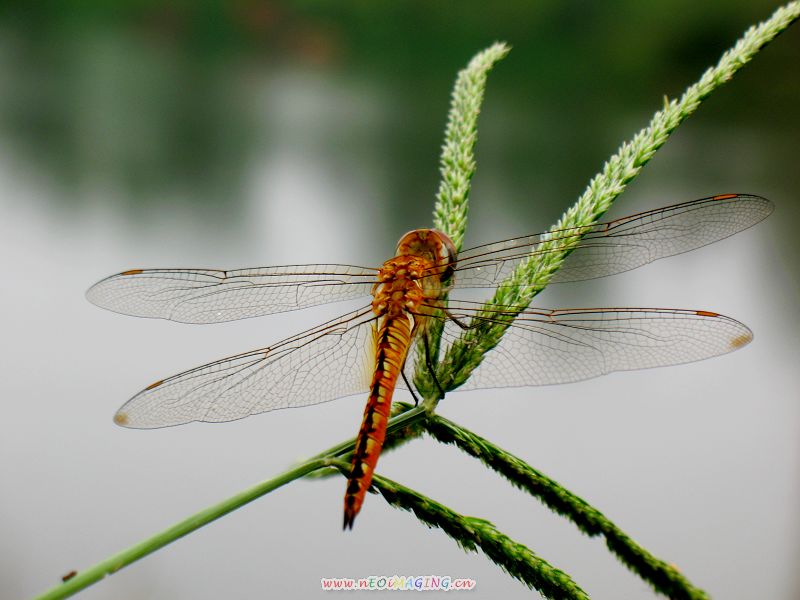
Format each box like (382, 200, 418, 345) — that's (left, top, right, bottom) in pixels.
(371, 256, 430, 318)
(371, 229, 456, 319)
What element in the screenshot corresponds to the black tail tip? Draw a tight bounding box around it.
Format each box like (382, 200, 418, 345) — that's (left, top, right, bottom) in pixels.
(343, 512, 356, 530)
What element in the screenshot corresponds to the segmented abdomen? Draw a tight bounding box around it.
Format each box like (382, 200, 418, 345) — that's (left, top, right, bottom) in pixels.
(343, 314, 414, 529)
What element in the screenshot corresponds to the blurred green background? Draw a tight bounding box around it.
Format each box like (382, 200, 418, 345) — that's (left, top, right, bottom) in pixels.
(1, 1, 798, 235)
(1, 3, 798, 599)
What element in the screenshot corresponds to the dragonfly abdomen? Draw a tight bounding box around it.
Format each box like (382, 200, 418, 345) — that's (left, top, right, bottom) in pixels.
(343, 314, 414, 529)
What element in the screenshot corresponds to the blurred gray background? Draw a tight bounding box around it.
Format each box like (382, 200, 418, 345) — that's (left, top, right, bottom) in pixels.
(1, 2, 798, 599)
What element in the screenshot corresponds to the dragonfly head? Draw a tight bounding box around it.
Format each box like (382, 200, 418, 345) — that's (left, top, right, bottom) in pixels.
(395, 229, 457, 284)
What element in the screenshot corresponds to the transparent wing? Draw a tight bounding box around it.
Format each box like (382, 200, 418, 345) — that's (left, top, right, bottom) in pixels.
(114, 307, 378, 428)
(446, 194, 772, 287)
(410, 302, 752, 390)
(87, 264, 378, 324)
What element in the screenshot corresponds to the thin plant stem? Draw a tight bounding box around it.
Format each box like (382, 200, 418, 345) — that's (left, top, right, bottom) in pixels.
(420, 409, 709, 600)
(329, 460, 590, 600)
(35, 459, 329, 600)
(37, 407, 431, 599)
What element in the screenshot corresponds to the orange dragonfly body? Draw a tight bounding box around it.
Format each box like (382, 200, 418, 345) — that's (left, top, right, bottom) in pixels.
(88, 194, 772, 528)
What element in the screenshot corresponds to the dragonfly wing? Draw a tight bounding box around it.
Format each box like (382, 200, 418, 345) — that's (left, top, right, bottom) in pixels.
(87, 265, 377, 323)
(449, 194, 772, 287)
(435, 306, 752, 391)
(114, 308, 378, 428)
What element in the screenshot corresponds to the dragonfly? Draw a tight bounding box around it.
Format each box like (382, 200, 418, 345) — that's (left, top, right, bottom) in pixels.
(87, 193, 772, 529)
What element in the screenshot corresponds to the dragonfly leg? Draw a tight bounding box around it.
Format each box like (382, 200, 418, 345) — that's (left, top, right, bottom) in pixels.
(444, 308, 470, 330)
(401, 368, 421, 406)
(422, 333, 446, 400)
